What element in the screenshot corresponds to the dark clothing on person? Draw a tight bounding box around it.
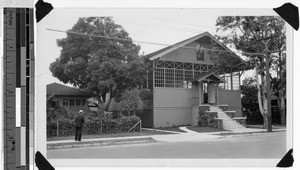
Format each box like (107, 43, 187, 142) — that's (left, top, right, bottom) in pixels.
(75, 115, 85, 127)
(75, 127, 83, 141)
(75, 114, 85, 141)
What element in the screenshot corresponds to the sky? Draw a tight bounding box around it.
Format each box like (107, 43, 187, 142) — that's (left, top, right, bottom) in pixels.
(37, 8, 276, 85)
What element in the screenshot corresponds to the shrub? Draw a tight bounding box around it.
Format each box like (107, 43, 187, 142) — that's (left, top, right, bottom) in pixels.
(47, 115, 141, 137)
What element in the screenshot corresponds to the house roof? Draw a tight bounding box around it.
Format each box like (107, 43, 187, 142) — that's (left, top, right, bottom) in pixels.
(143, 32, 251, 73)
(190, 71, 225, 83)
(47, 82, 95, 97)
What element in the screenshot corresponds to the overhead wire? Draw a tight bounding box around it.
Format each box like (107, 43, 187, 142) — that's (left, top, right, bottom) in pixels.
(113, 16, 218, 34)
(46, 28, 268, 56)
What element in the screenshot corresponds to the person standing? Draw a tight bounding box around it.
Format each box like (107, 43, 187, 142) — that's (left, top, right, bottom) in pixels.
(75, 110, 85, 141)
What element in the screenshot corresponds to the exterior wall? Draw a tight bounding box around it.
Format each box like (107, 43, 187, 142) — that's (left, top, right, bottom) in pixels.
(153, 87, 192, 127)
(160, 41, 214, 65)
(51, 96, 93, 117)
(218, 88, 242, 117)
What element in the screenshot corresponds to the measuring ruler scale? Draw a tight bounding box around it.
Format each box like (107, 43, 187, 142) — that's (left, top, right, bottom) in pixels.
(3, 8, 34, 170)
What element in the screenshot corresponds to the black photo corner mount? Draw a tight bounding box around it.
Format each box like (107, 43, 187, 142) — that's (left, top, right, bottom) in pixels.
(35, 151, 55, 170)
(35, 0, 53, 23)
(273, 3, 299, 30)
(277, 148, 294, 167)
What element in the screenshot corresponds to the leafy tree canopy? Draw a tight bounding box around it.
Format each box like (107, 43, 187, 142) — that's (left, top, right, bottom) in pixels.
(215, 16, 286, 69)
(50, 17, 147, 102)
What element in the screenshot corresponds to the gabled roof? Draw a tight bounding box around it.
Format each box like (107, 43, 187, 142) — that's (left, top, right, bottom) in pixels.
(47, 82, 94, 97)
(190, 71, 225, 83)
(143, 32, 248, 70)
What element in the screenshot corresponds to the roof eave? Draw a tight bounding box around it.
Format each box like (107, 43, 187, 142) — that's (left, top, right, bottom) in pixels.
(148, 32, 209, 61)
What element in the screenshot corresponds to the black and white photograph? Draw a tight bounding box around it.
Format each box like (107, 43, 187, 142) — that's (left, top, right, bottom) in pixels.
(33, 2, 294, 168)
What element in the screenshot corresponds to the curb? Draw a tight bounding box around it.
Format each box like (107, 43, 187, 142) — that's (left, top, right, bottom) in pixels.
(47, 137, 156, 150)
(215, 129, 286, 136)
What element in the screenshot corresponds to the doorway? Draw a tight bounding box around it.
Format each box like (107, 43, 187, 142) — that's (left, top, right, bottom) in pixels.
(202, 82, 216, 104)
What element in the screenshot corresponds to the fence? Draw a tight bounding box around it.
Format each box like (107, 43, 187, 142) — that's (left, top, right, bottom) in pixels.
(47, 115, 142, 138)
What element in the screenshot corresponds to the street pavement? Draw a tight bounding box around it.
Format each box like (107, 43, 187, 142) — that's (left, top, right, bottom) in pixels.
(47, 127, 286, 159)
(47, 131, 286, 159)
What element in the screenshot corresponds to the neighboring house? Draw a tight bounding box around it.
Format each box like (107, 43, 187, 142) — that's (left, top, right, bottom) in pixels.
(143, 32, 249, 128)
(47, 83, 95, 118)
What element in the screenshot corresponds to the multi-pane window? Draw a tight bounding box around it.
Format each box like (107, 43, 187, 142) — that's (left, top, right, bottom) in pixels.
(175, 70, 184, 88)
(196, 48, 204, 61)
(153, 60, 214, 88)
(165, 69, 174, 87)
(69, 99, 74, 106)
(232, 75, 240, 90)
(219, 73, 240, 90)
(76, 99, 81, 106)
(154, 68, 165, 87)
(82, 100, 86, 106)
(184, 70, 193, 81)
(63, 99, 68, 106)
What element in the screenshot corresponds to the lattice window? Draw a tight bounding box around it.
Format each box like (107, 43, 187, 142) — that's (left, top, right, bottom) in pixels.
(154, 68, 165, 87)
(175, 70, 184, 88)
(194, 64, 201, 70)
(184, 63, 193, 70)
(165, 69, 174, 87)
(175, 62, 184, 69)
(208, 65, 214, 71)
(201, 64, 208, 72)
(165, 61, 174, 68)
(184, 70, 193, 88)
(156, 60, 164, 68)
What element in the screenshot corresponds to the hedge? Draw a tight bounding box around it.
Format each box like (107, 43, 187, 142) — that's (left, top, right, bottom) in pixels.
(47, 115, 141, 137)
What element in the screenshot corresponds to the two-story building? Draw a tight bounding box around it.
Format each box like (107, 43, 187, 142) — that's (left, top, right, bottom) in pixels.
(143, 32, 249, 128)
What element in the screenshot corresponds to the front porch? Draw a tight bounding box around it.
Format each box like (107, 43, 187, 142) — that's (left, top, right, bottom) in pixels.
(193, 104, 247, 130)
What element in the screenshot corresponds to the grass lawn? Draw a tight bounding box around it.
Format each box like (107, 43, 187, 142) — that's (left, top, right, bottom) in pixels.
(186, 126, 227, 133)
(47, 129, 173, 141)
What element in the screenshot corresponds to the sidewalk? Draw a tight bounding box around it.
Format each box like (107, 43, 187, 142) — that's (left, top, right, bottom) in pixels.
(47, 127, 286, 150)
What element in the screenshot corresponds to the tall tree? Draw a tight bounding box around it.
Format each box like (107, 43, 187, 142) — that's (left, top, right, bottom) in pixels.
(215, 16, 286, 130)
(50, 17, 147, 110)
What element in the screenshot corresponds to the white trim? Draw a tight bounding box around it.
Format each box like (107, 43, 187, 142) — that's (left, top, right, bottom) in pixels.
(149, 32, 248, 67)
(149, 32, 208, 60)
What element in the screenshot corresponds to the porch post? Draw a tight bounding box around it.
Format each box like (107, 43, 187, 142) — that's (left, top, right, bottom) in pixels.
(199, 81, 203, 105)
(230, 68, 233, 90)
(216, 83, 219, 105)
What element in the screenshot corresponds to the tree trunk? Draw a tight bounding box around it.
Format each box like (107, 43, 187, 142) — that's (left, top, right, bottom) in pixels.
(263, 114, 268, 129)
(255, 65, 270, 130)
(278, 50, 286, 125)
(104, 92, 112, 111)
(255, 67, 264, 115)
(279, 91, 286, 125)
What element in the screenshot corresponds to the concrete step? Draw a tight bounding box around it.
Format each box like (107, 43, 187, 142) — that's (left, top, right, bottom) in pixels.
(208, 105, 247, 130)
